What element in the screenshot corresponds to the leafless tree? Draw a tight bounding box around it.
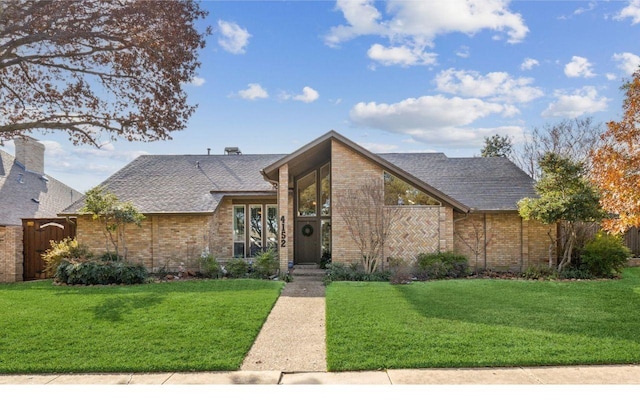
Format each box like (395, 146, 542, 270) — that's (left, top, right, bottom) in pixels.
(454, 217, 493, 274)
(335, 178, 400, 273)
(515, 117, 603, 180)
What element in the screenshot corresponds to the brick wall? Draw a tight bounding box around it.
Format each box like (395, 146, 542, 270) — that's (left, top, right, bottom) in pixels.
(453, 212, 556, 271)
(211, 198, 233, 258)
(331, 139, 384, 264)
(0, 226, 23, 283)
(385, 206, 440, 264)
(76, 213, 214, 272)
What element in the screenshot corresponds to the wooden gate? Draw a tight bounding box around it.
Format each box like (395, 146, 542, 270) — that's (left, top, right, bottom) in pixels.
(22, 218, 76, 281)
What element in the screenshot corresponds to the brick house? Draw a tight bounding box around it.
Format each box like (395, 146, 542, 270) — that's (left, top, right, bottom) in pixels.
(0, 137, 82, 283)
(62, 131, 554, 273)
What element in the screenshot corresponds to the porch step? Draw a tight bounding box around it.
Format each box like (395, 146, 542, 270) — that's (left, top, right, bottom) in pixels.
(290, 264, 326, 281)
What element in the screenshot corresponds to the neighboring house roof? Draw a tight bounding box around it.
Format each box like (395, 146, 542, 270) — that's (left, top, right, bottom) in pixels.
(63, 154, 285, 215)
(0, 148, 82, 226)
(379, 153, 537, 211)
(62, 131, 537, 215)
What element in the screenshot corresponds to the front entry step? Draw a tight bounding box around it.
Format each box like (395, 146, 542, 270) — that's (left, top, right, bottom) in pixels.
(290, 264, 325, 280)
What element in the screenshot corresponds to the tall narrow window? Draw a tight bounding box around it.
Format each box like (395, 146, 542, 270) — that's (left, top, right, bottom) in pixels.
(249, 205, 262, 257)
(320, 163, 331, 216)
(297, 171, 317, 216)
(233, 205, 246, 257)
(321, 219, 331, 258)
(266, 205, 278, 250)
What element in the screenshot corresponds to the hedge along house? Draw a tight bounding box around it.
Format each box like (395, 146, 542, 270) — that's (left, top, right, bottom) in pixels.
(62, 130, 554, 273)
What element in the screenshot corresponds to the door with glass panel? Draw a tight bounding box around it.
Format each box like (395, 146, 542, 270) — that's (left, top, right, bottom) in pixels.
(294, 163, 330, 264)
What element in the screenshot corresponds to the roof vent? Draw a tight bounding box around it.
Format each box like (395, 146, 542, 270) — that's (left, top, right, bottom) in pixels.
(224, 147, 242, 155)
(40, 175, 49, 183)
(31, 198, 40, 204)
(17, 173, 24, 183)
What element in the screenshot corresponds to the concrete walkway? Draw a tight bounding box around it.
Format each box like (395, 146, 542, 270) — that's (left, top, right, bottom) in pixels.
(241, 264, 327, 372)
(2, 365, 640, 385)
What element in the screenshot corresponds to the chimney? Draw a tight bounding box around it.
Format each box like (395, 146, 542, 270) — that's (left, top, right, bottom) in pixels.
(14, 136, 45, 175)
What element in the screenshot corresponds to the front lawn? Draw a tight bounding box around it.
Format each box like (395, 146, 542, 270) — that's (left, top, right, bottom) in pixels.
(326, 268, 640, 371)
(0, 279, 283, 373)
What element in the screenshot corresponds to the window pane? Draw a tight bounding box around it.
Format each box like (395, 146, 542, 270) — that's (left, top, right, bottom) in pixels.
(384, 172, 440, 206)
(297, 171, 317, 216)
(321, 219, 331, 259)
(266, 205, 278, 250)
(320, 163, 331, 216)
(249, 205, 262, 257)
(233, 205, 245, 257)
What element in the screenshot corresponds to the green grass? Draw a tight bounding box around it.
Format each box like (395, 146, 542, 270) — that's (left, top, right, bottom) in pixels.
(326, 268, 640, 371)
(0, 279, 283, 374)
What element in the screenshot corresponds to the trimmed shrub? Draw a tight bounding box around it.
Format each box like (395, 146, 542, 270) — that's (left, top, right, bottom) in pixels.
(414, 251, 470, 280)
(251, 249, 279, 279)
(323, 262, 390, 285)
(522, 264, 556, 280)
(581, 233, 631, 278)
(558, 264, 594, 280)
(55, 259, 148, 285)
(199, 254, 222, 279)
(225, 258, 249, 278)
(41, 238, 92, 278)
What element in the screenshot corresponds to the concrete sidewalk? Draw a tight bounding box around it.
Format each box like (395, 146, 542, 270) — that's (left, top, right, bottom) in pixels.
(2, 365, 640, 385)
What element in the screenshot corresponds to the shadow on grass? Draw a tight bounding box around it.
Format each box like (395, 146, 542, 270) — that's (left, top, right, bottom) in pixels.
(395, 268, 640, 344)
(90, 293, 167, 322)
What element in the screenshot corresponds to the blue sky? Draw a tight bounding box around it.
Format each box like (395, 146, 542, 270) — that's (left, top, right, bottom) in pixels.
(3, 0, 640, 192)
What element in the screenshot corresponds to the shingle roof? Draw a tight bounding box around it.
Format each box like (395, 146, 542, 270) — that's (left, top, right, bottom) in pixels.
(62, 134, 536, 215)
(0, 148, 82, 226)
(63, 154, 285, 214)
(379, 153, 536, 211)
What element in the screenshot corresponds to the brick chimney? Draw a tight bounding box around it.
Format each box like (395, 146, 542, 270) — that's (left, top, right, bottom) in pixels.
(14, 136, 45, 175)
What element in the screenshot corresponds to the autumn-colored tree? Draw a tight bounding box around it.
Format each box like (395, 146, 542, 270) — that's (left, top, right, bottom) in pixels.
(0, 0, 209, 146)
(591, 69, 640, 234)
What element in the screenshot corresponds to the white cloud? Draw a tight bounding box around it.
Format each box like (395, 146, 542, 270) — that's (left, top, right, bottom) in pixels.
(564, 56, 596, 78)
(615, 0, 640, 24)
(613, 52, 640, 76)
(434, 68, 543, 104)
(520, 58, 539, 70)
(293, 87, 320, 103)
(189, 76, 205, 87)
(349, 95, 516, 144)
(326, 0, 528, 66)
(217, 20, 251, 54)
(541, 87, 609, 118)
(237, 83, 268, 101)
(456, 46, 470, 59)
(606, 73, 618, 81)
(367, 44, 437, 67)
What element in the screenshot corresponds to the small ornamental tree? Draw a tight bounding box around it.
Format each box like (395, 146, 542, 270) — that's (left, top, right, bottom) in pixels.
(591, 68, 640, 234)
(335, 178, 400, 273)
(79, 186, 144, 261)
(518, 153, 603, 272)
